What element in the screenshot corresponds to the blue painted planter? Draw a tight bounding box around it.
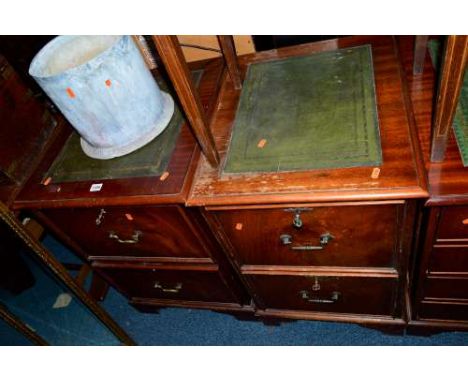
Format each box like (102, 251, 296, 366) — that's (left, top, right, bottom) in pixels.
(29, 35, 174, 159)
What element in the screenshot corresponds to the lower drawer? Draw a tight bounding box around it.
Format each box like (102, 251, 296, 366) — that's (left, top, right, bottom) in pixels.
(94, 264, 236, 304)
(419, 300, 468, 321)
(245, 274, 398, 316)
(423, 277, 468, 300)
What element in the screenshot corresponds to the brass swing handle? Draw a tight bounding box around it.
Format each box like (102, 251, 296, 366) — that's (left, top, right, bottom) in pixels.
(280, 233, 333, 250)
(300, 290, 340, 304)
(108, 230, 142, 244)
(154, 282, 183, 293)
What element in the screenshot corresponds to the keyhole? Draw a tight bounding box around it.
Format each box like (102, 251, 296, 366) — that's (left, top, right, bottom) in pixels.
(312, 278, 321, 291)
(293, 213, 303, 229)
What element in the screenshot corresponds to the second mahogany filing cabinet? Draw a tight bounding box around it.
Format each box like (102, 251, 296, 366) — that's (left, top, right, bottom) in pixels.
(14, 58, 252, 314)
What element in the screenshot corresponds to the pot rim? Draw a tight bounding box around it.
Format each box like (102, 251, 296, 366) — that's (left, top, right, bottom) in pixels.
(29, 35, 124, 79)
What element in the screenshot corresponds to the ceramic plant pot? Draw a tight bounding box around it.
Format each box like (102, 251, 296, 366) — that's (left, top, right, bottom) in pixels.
(29, 35, 174, 159)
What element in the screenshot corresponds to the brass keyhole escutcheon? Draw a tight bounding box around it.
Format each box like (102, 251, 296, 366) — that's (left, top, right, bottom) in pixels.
(284, 208, 312, 229)
(293, 212, 303, 229)
(312, 277, 321, 291)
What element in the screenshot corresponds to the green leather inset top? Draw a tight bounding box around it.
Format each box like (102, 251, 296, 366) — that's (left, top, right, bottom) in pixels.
(45, 71, 202, 183)
(223, 45, 382, 174)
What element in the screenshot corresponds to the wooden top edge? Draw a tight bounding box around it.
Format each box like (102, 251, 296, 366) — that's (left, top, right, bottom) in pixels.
(13, 193, 187, 210)
(187, 187, 429, 207)
(205, 199, 406, 210)
(426, 194, 468, 207)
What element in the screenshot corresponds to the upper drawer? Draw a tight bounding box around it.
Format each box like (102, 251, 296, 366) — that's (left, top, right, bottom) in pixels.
(43, 205, 212, 261)
(436, 206, 468, 241)
(212, 204, 400, 268)
(429, 245, 468, 273)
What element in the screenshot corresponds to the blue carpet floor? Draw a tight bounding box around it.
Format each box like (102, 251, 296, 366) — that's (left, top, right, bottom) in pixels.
(100, 287, 468, 345)
(1, 235, 468, 345)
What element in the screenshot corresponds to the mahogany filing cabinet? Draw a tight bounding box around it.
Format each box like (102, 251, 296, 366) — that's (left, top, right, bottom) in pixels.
(188, 36, 428, 327)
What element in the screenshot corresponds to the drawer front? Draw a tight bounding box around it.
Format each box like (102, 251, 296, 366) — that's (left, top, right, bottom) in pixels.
(214, 204, 399, 268)
(429, 246, 468, 273)
(43, 206, 211, 261)
(246, 274, 398, 316)
(419, 301, 468, 321)
(423, 277, 468, 300)
(436, 206, 468, 241)
(96, 266, 236, 303)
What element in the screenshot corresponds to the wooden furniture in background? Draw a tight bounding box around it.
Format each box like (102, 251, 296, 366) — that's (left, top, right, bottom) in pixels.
(177, 35, 255, 62)
(0, 54, 57, 206)
(413, 35, 429, 75)
(430, 36, 468, 162)
(399, 36, 468, 332)
(152, 36, 220, 168)
(217, 36, 242, 90)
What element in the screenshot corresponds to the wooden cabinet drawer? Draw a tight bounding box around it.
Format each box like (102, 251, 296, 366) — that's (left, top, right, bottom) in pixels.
(423, 277, 468, 300)
(43, 205, 212, 261)
(436, 206, 468, 241)
(95, 264, 236, 303)
(245, 274, 398, 316)
(213, 204, 399, 268)
(429, 246, 468, 273)
(419, 300, 468, 321)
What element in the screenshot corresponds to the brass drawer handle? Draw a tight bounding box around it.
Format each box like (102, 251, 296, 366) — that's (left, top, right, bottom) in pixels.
(95, 208, 106, 226)
(292, 245, 325, 251)
(300, 290, 340, 304)
(154, 282, 182, 293)
(108, 230, 142, 244)
(280, 232, 333, 250)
